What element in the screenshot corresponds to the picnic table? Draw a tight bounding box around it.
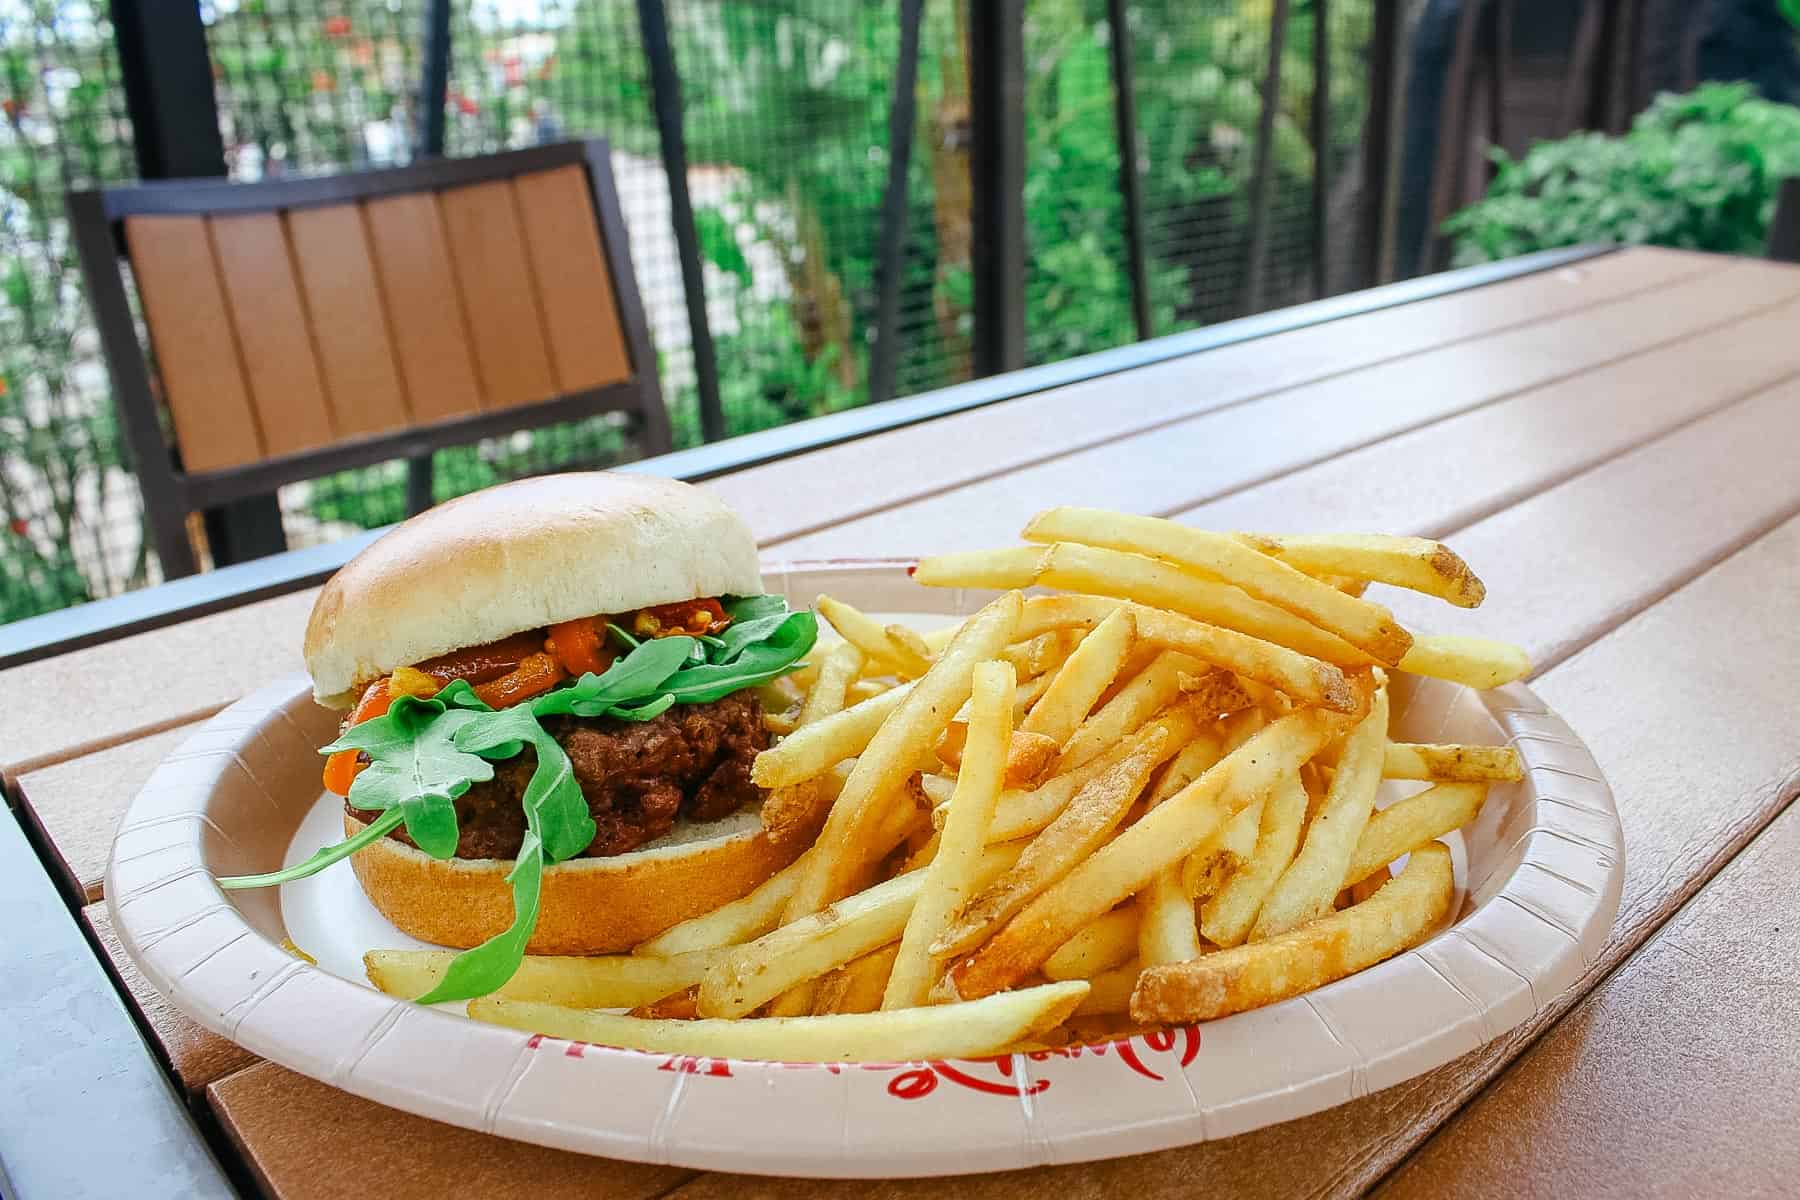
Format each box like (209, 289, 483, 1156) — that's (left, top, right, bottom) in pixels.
(5, 243, 1799, 1198)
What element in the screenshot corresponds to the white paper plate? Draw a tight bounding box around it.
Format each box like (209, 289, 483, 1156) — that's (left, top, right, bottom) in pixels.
(107, 560, 1623, 1178)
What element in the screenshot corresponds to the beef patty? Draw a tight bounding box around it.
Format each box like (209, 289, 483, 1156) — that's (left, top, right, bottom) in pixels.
(347, 691, 767, 860)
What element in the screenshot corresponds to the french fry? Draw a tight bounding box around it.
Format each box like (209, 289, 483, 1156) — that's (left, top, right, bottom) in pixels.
(1137, 872, 1202, 965)
(758, 762, 848, 842)
(816, 594, 935, 679)
(1383, 742, 1523, 782)
(910, 545, 1048, 590)
(1137, 730, 1227, 966)
(752, 682, 914, 790)
(813, 943, 901, 1015)
(704, 842, 1025, 1019)
(799, 641, 865, 728)
(944, 709, 1341, 1000)
(1055, 650, 1198, 771)
(1199, 772, 1308, 947)
(367, 948, 715, 1009)
(977, 705, 1204, 842)
(1020, 608, 1137, 745)
(1234, 532, 1486, 609)
(1041, 907, 1141, 980)
(1398, 634, 1530, 689)
(630, 988, 700, 1020)
(885, 661, 1014, 1010)
(1348, 868, 1389, 906)
(1251, 685, 1391, 940)
(1011, 595, 1360, 713)
(784, 592, 1023, 921)
(932, 727, 1168, 959)
(1344, 782, 1486, 887)
(1024, 508, 1413, 665)
(934, 723, 1059, 788)
(846, 678, 893, 704)
(1132, 843, 1454, 1023)
(1001, 628, 1083, 678)
(1183, 796, 1263, 901)
(1036, 544, 1372, 667)
(886, 623, 935, 665)
(1073, 960, 1140, 1016)
(648, 778, 911, 957)
(1177, 668, 1256, 717)
(472, 981, 1090, 1064)
(914, 547, 1371, 668)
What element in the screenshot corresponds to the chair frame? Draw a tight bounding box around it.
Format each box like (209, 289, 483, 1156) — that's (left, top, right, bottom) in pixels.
(67, 139, 668, 578)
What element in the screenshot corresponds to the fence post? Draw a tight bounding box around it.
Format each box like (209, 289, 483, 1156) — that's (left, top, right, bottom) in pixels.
(968, 0, 1026, 375)
(1240, 0, 1291, 315)
(1311, 0, 1331, 298)
(113, 0, 288, 568)
(636, 0, 725, 444)
(1107, 0, 1152, 341)
(416, 0, 452, 158)
(869, 0, 926, 406)
(1357, 0, 1399, 288)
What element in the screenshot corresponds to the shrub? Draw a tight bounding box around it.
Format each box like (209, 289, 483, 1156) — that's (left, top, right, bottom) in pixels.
(1444, 82, 1800, 266)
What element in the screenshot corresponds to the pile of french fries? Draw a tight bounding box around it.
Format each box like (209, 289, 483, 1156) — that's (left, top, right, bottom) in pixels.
(367, 509, 1529, 1062)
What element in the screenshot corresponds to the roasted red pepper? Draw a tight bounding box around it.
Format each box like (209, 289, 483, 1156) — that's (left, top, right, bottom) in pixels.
(413, 630, 546, 689)
(472, 651, 567, 709)
(546, 617, 615, 678)
(322, 679, 393, 796)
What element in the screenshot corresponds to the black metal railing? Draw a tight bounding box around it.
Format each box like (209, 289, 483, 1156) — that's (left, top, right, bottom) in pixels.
(0, 0, 1402, 624)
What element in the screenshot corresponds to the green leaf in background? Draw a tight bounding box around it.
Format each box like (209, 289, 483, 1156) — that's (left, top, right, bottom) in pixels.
(694, 206, 753, 286)
(1444, 82, 1800, 266)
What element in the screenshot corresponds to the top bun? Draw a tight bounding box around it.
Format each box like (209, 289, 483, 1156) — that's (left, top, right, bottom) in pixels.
(304, 472, 764, 707)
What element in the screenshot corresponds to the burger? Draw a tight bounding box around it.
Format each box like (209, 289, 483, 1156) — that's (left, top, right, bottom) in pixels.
(221, 472, 818, 1003)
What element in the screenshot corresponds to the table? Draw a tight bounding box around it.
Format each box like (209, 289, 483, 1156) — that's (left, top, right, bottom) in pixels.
(7, 243, 1800, 1198)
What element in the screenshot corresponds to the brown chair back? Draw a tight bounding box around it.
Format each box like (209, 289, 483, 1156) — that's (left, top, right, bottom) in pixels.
(68, 139, 668, 577)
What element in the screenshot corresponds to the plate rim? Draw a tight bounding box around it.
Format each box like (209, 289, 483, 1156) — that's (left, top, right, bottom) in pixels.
(105, 557, 1624, 1178)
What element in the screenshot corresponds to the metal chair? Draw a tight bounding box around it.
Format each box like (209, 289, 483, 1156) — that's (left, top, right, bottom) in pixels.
(67, 139, 669, 578)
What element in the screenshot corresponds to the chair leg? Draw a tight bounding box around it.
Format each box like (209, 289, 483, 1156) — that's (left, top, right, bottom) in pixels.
(405, 453, 435, 516)
(151, 507, 199, 579)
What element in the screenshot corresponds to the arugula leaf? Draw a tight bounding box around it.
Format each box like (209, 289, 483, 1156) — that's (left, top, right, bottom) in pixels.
(659, 611, 818, 703)
(218, 805, 407, 889)
(413, 831, 545, 1004)
(605, 693, 677, 722)
(722, 594, 788, 623)
(328, 694, 492, 860)
(454, 706, 595, 865)
(533, 635, 695, 719)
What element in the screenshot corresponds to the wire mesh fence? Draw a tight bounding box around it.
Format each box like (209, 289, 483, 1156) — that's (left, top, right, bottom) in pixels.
(0, 0, 1388, 625)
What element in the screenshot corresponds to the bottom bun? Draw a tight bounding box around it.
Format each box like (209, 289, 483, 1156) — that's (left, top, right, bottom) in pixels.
(345, 799, 819, 955)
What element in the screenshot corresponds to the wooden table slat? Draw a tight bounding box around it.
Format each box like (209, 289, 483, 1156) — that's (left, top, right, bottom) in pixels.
(713, 247, 1714, 549)
(1374, 786, 1800, 1199)
(20, 722, 201, 900)
(772, 257, 1800, 558)
(209, 1061, 697, 1200)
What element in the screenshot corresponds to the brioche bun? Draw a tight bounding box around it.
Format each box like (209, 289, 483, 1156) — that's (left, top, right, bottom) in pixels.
(304, 472, 764, 708)
(344, 797, 820, 954)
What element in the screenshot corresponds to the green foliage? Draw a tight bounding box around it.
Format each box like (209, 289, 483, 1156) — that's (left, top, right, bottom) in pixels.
(1445, 83, 1800, 266)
